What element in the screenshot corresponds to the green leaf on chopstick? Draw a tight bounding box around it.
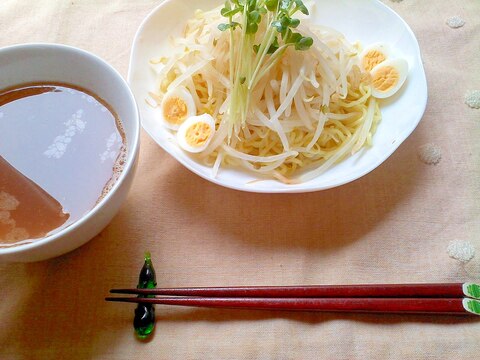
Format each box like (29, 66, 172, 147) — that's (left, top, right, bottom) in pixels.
(464, 283, 480, 300)
(463, 298, 480, 315)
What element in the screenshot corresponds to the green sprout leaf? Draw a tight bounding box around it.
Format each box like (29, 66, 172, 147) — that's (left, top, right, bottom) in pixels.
(265, 0, 279, 11)
(246, 22, 259, 34)
(222, 1, 231, 11)
(280, 0, 292, 12)
(218, 22, 241, 31)
(267, 36, 280, 54)
(285, 31, 302, 44)
(218, 23, 230, 31)
(221, 7, 241, 17)
(294, 0, 309, 15)
(249, 10, 261, 24)
(219, 0, 314, 141)
(271, 20, 284, 33)
(258, 7, 267, 14)
(246, 10, 262, 34)
(289, 18, 300, 28)
(295, 36, 313, 51)
(272, 16, 289, 33)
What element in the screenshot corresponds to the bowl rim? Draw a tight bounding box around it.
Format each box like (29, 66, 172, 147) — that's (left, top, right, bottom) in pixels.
(128, 0, 428, 193)
(0, 42, 141, 255)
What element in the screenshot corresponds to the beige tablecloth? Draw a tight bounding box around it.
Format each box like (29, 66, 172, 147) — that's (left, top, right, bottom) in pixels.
(1, 0, 479, 358)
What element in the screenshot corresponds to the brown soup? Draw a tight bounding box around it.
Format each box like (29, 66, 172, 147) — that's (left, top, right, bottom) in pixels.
(0, 83, 126, 247)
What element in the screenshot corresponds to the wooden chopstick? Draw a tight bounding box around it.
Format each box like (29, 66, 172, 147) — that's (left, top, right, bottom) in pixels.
(105, 296, 480, 315)
(110, 283, 480, 299)
(107, 283, 480, 315)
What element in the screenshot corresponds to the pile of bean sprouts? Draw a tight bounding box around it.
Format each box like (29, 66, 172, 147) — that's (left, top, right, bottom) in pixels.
(149, 5, 381, 184)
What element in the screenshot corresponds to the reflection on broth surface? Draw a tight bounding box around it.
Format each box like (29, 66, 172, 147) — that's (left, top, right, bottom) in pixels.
(0, 83, 126, 247)
(0, 156, 69, 243)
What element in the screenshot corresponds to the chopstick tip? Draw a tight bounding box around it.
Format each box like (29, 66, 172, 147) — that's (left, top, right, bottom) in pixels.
(110, 289, 131, 294)
(105, 297, 123, 302)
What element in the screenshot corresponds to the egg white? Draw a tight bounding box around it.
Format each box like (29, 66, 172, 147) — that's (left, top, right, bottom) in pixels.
(159, 86, 196, 130)
(176, 114, 216, 153)
(370, 58, 409, 99)
(360, 43, 393, 72)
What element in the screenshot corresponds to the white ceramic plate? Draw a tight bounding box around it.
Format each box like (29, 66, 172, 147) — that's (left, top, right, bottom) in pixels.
(128, 0, 427, 193)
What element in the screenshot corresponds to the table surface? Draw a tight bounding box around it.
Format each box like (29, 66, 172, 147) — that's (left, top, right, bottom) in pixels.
(1, 0, 479, 359)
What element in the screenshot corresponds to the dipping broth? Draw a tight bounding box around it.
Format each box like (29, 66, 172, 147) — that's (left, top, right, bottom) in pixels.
(0, 83, 126, 247)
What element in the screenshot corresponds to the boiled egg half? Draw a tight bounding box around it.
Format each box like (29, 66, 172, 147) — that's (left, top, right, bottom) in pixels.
(370, 58, 409, 99)
(159, 86, 196, 130)
(177, 114, 216, 153)
(360, 43, 392, 72)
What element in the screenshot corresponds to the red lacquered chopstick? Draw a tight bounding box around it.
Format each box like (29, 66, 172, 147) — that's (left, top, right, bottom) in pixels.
(105, 296, 480, 315)
(110, 283, 480, 299)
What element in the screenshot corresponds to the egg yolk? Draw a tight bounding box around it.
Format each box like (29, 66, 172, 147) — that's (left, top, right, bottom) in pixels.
(363, 50, 386, 71)
(163, 97, 189, 125)
(185, 122, 211, 147)
(372, 66, 399, 93)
